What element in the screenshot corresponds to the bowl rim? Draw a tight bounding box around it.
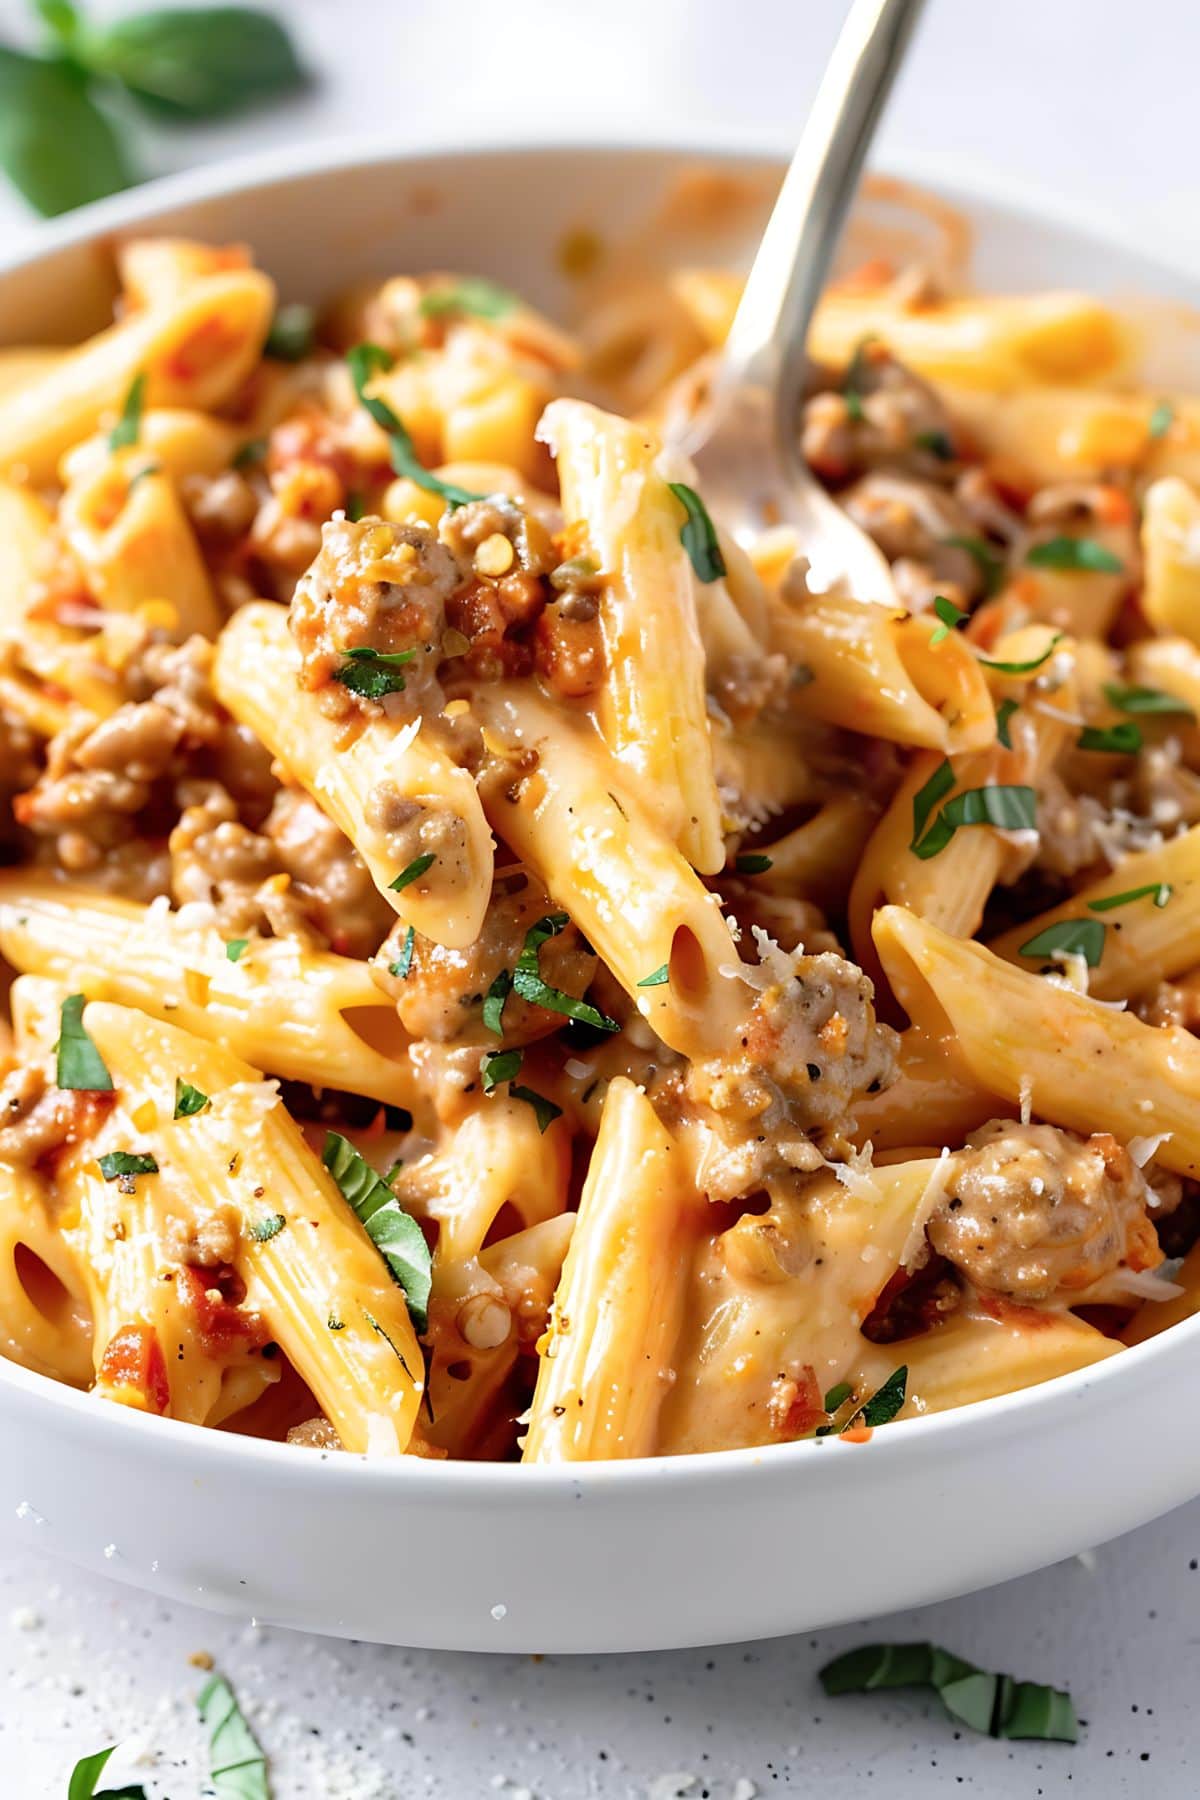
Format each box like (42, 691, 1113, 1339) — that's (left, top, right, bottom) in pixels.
(3, 126, 1198, 1493)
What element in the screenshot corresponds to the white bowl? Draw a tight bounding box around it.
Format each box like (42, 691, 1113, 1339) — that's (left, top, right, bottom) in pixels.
(3, 137, 1200, 1654)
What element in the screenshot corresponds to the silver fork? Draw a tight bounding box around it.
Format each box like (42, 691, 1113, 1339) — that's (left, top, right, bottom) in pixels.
(680, 0, 927, 604)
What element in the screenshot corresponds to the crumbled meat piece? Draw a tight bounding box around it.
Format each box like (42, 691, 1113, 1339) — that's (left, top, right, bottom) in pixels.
(684, 941, 897, 1202)
(373, 871, 595, 1044)
(801, 349, 962, 486)
(840, 471, 990, 601)
(0, 1064, 109, 1167)
(928, 1119, 1162, 1302)
(163, 1203, 240, 1268)
(1034, 769, 1164, 879)
(438, 496, 555, 577)
(0, 705, 39, 857)
(711, 653, 791, 729)
(286, 1416, 344, 1450)
(170, 783, 387, 954)
(289, 514, 461, 709)
(262, 787, 391, 958)
(179, 469, 260, 545)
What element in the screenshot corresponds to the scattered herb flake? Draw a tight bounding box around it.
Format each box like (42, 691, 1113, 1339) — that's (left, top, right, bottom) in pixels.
(265, 302, 315, 361)
(333, 643, 415, 701)
(481, 1047, 523, 1093)
(843, 335, 876, 421)
(510, 1084, 563, 1134)
(327, 1313, 345, 1332)
(975, 633, 1063, 675)
(225, 938, 249, 962)
(847, 1364, 907, 1430)
(196, 1669, 270, 1800)
(55, 993, 113, 1092)
(929, 594, 968, 646)
(390, 852, 435, 893)
(345, 489, 365, 522)
(1027, 535, 1123, 574)
(1077, 721, 1142, 755)
(637, 964, 670, 988)
(667, 481, 726, 583)
(823, 1380, 852, 1413)
(347, 342, 481, 508)
(512, 913, 618, 1032)
(322, 1132, 431, 1334)
(248, 1213, 286, 1242)
(108, 370, 145, 451)
(173, 1078, 209, 1118)
(389, 925, 416, 981)
(912, 783, 1036, 861)
(419, 276, 520, 320)
(1149, 400, 1175, 439)
(1088, 882, 1172, 913)
(914, 428, 955, 461)
(1103, 681, 1195, 720)
(910, 759, 956, 849)
(233, 436, 267, 470)
(482, 967, 512, 1036)
(734, 852, 773, 875)
(995, 697, 1019, 749)
(363, 1307, 416, 1379)
(942, 533, 1004, 596)
(1019, 917, 1106, 968)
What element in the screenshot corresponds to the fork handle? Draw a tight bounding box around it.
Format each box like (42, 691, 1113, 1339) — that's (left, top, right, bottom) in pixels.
(720, 0, 926, 410)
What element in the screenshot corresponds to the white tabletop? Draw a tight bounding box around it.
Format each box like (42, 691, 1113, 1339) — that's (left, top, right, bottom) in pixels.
(2, 0, 1198, 1792)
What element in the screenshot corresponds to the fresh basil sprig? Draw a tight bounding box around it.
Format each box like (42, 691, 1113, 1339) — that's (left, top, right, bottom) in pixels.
(820, 1641, 1077, 1743)
(511, 913, 618, 1033)
(2, 4, 306, 218)
(55, 993, 113, 1092)
(322, 1132, 431, 1334)
(668, 482, 726, 584)
(196, 1669, 271, 1800)
(911, 777, 1036, 861)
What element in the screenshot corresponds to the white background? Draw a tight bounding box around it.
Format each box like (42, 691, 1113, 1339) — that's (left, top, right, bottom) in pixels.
(2, 0, 1199, 1794)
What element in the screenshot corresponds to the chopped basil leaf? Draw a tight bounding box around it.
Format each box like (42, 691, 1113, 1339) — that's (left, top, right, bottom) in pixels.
(322, 1132, 431, 1334)
(173, 1079, 209, 1118)
(914, 428, 955, 461)
(419, 277, 520, 320)
(196, 1669, 270, 1800)
(929, 594, 968, 646)
(942, 533, 1004, 597)
(667, 481, 726, 584)
(345, 489, 365, 522)
(1077, 721, 1142, 754)
(975, 632, 1062, 675)
(823, 1380, 852, 1413)
(265, 302, 316, 361)
(1019, 917, 1106, 968)
(481, 1047, 523, 1093)
(68, 1744, 148, 1800)
(512, 913, 618, 1033)
(1149, 400, 1175, 439)
(225, 938, 248, 962)
(637, 964, 670, 988)
(390, 852, 435, 893)
(98, 1150, 158, 1183)
(248, 1213, 285, 1242)
(995, 697, 1019, 749)
(126, 460, 160, 494)
(55, 993, 113, 1092)
(347, 342, 481, 509)
(734, 852, 773, 875)
(510, 1084, 562, 1134)
(912, 783, 1036, 861)
(363, 1307, 416, 1379)
(910, 759, 955, 849)
(1103, 681, 1195, 720)
(843, 335, 876, 421)
(233, 436, 267, 470)
(389, 925, 416, 981)
(846, 1363, 907, 1430)
(332, 643, 416, 700)
(109, 371, 145, 452)
(482, 967, 512, 1036)
(1088, 882, 1172, 913)
(1027, 535, 1123, 574)
(820, 1641, 1076, 1743)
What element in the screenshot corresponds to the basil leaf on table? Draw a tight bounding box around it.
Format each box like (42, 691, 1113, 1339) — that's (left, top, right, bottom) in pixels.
(81, 7, 307, 119)
(0, 49, 136, 216)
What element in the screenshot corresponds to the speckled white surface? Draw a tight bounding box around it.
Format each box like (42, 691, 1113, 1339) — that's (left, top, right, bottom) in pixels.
(2, 0, 1199, 1791)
